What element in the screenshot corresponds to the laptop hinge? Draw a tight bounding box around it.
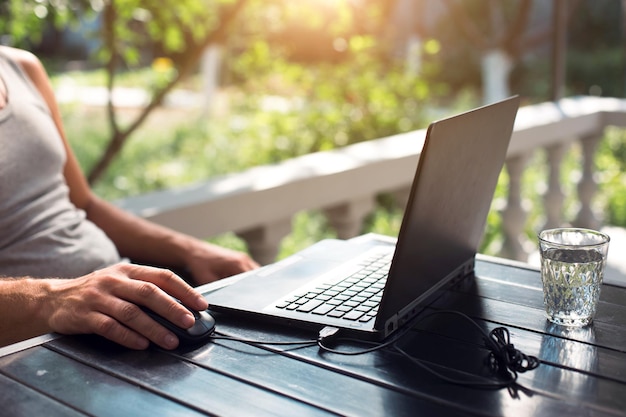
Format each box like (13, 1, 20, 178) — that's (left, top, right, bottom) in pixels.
(382, 258, 474, 338)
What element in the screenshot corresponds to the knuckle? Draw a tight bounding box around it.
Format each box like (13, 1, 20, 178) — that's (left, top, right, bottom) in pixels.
(93, 315, 117, 337)
(92, 314, 147, 350)
(118, 302, 142, 323)
(88, 272, 122, 290)
(135, 282, 159, 299)
(164, 299, 185, 317)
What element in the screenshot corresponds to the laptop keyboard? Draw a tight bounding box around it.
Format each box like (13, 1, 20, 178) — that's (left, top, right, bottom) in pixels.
(275, 251, 391, 324)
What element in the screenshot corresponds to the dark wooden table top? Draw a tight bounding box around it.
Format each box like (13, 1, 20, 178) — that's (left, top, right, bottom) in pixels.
(1, 255, 625, 417)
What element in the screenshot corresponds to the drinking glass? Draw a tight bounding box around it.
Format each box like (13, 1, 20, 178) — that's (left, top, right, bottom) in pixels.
(538, 228, 610, 327)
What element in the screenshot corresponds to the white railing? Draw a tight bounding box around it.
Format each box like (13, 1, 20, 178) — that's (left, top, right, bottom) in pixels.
(115, 96, 626, 265)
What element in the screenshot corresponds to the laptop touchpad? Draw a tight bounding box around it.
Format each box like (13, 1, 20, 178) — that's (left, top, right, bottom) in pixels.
(206, 257, 343, 310)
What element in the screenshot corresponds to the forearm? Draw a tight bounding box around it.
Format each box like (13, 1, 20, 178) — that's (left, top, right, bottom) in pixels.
(83, 195, 258, 285)
(0, 278, 54, 347)
(84, 195, 195, 269)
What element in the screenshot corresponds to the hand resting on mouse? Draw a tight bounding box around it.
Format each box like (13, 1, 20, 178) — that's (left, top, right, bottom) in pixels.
(0, 263, 209, 350)
(141, 300, 216, 347)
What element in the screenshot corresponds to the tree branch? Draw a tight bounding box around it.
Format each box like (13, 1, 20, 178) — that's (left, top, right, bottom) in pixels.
(441, 0, 490, 50)
(87, 0, 249, 185)
(102, 0, 120, 136)
(501, 0, 533, 56)
(515, 0, 582, 56)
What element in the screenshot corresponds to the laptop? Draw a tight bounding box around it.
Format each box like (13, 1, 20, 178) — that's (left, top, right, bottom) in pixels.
(205, 96, 520, 341)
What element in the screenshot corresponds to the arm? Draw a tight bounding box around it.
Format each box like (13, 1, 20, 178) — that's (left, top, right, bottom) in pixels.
(0, 263, 209, 349)
(3, 46, 258, 284)
(81, 196, 259, 283)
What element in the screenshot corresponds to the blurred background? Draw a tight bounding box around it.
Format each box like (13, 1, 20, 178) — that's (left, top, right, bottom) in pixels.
(2, 0, 626, 263)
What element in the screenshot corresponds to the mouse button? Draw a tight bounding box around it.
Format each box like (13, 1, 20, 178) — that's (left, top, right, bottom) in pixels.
(187, 320, 211, 336)
(186, 311, 216, 337)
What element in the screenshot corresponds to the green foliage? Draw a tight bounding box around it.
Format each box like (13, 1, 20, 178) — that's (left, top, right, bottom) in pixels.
(0, 0, 94, 45)
(597, 127, 626, 227)
(567, 48, 624, 97)
(2, 0, 228, 62)
(62, 32, 438, 196)
(226, 35, 435, 158)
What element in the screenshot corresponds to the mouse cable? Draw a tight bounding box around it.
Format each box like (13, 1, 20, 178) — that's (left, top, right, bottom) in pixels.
(203, 312, 539, 397)
(316, 325, 412, 356)
(316, 309, 540, 398)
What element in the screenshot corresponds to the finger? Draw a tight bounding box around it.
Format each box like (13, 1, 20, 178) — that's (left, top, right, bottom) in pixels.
(248, 260, 261, 270)
(121, 264, 208, 311)
(88, 311, 151, 350)
(99, 299, 182, 350)
(110, 277, 198, 331)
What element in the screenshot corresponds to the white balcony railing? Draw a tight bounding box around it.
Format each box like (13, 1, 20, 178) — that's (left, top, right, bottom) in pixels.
(115, 96, 626, 275)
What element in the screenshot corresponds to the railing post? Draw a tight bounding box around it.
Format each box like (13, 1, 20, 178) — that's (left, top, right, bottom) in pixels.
(500, 154, 531, 261)
(324, 196, 377, 239)
(574, 134, 602, 229)
(237, 219, 292, 265)
(543, 143, 569, 230)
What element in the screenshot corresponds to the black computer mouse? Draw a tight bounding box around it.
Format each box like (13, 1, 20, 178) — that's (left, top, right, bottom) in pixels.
(141, 301, 216, 347)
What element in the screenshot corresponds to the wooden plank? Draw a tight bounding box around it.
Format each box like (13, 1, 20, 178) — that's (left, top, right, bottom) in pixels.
(433, 285, 626, 351)
(475, 258, 626, 307)
(474, 259, 626, 327)
(205, 317, 625, 417)
(0, 372, 86, 417)
(475, 258, 542, 289)
(397, 323, 626, 415)
(45, 336, 338, 417)
(406, 308, 626, 381)
(48, 335, 478, 417)
(465, 275, 626, 328)
(0, 346, 208, 417)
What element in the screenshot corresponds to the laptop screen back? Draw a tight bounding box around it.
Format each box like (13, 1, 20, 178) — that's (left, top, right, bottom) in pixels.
(376, 97, 520, 326)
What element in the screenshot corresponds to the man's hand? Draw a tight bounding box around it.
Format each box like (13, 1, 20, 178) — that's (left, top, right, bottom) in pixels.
(185, 241, 260, 285)
(41, 263, 209, 350)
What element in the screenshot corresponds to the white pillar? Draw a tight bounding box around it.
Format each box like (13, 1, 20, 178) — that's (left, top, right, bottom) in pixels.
(543, 143, 569, 230)
(481, 49, 513, 104)
(324, 196, 377, 239)
(200, 44, 222, 116)
(237, 219, 292, 265)
(574, 135, 602, 229)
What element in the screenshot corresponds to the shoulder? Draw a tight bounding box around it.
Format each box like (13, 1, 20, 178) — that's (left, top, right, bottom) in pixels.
(0, 46, 46, 79)
(0, 46, 40, 67)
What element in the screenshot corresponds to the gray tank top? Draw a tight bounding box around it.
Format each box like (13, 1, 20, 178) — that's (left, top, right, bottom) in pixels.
(0, 50, 120, 278)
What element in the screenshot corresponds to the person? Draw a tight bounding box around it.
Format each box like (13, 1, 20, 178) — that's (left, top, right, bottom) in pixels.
(0, 45, 259, 350)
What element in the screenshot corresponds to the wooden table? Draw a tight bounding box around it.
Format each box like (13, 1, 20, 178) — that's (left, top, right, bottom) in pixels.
(1, 255, 625, 417)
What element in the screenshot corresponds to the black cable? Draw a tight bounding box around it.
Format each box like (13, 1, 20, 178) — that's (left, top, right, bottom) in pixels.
(316, 324, 414, 355)
(207, 310, 540, 398)
(316, 309, 540, 397)
(317, 334, 397, 355)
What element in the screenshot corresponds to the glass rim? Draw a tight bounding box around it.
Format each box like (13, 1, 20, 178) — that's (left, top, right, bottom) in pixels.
(538, 227, 610, 247)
